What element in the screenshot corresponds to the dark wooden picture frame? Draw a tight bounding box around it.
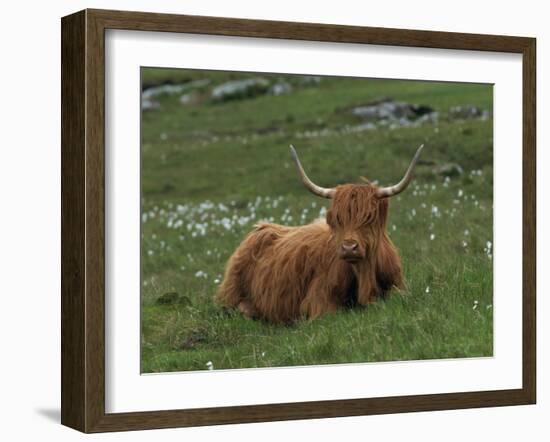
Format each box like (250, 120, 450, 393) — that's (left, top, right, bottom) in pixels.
(61, 8, 536, 433)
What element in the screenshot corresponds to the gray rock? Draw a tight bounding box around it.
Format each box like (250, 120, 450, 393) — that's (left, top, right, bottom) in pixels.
(346, 99, 489, 131)
(142, 79, 211, 100)
(350, 100, 434, 127)
(179, 93, 196, 105)
(269, 81, 292, 96)
(449, 105, 490, 120)
(348, 122, 377, 132)
(433, 163, 464, 177)
(415, 111, 440, 125)
(211, 78, 270, 102)
(142, 98, 160, 111)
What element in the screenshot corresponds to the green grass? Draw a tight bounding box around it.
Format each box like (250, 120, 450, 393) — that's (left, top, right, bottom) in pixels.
(140, 68, 493, 373)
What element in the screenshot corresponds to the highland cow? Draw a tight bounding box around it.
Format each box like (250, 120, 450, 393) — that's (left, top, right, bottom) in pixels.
(215, 144, 424, 323)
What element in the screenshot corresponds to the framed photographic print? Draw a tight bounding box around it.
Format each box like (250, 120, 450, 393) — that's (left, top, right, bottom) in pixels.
(61, 9, 536, 433)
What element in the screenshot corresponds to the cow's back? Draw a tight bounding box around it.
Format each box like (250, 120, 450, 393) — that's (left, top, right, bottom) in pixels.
(216, 219, 336, 322)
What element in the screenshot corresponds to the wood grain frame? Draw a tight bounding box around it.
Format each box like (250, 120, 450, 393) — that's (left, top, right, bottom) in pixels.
(61, 8, 536, 433)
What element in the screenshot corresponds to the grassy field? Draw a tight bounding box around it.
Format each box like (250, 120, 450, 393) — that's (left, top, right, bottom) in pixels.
(140, 68, 493, 373)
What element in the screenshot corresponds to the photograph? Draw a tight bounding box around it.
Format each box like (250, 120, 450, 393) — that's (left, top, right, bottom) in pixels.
(140, 67, 494, 373)
(1, 0, 539, 437)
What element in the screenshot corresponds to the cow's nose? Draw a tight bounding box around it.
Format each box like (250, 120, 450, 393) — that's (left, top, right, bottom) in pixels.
(341, 242, 359, 253)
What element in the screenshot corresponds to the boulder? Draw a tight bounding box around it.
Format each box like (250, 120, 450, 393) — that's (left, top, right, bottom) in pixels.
(351, 100, 434, 123)
(142, 79, 211, 99)
(142, 98, 160, 111)
(433, 163, 464, 177)
(449, 105, 489, 120)
(269, 81, 292, 96)
(179, 93, 198, 105)
(210, 78, 270, 102)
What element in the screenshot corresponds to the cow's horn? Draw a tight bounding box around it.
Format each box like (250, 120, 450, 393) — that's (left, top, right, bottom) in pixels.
(376, 144, 424, 198)
(290, 145, 335, 199)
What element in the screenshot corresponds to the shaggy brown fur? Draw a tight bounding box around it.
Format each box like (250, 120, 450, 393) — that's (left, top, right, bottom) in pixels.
(215, 184, 404, 323)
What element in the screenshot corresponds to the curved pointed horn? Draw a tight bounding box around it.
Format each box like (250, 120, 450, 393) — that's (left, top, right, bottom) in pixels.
(290, 145, 335, 199)
(376, 144, 424, 198)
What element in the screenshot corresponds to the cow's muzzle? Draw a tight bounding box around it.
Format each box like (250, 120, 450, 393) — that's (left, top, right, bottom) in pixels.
(339, 241, 363, 262)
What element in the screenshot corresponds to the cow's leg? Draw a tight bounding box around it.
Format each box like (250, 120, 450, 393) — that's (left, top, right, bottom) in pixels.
(238, 299, 258, 319)
(299, 278, 339, 320)
(375, 233, 404, 296)
(354, 263, 379, 305)
(216, 223, 279, 316)
(215, 256, 247, 308)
